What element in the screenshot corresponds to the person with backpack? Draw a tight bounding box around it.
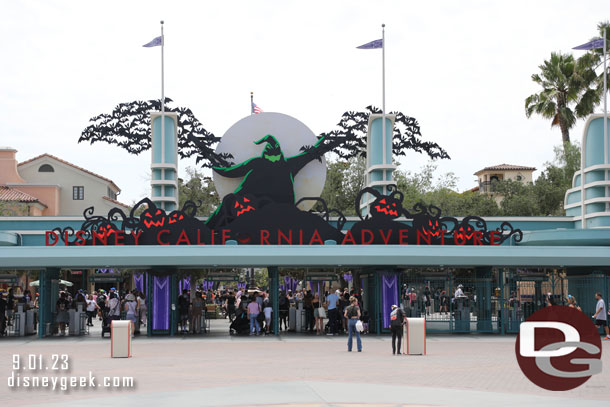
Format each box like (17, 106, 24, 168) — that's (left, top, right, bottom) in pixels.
(344, 296, 362, 352)
(390, 304, 406, 355)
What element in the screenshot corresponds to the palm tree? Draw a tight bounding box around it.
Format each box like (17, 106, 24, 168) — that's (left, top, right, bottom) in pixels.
(525, 52, 600, 145)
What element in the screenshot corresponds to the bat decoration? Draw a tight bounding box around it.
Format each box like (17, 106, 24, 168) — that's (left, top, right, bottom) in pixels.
(321, 106, 450, 160)
(79, 98, 232, 168)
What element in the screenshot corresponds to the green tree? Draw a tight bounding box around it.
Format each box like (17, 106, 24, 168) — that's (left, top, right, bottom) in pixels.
(319, 156, 366, 215)
(525, 52, 601, 144)
(494, 143, 581, 216)
(178, 167, 220, 217)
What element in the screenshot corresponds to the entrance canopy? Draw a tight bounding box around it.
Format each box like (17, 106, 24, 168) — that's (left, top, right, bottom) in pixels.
(0, 244, 608, 269)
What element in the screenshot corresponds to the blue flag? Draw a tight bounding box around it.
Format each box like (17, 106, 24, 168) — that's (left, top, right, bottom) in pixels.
(143, 36, 162, 48)
(357, 39, 383, 49)
(572, 38, 604, 50)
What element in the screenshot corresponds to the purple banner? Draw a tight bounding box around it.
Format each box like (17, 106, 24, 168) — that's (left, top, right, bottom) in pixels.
(381, 273, 399, 329)
(152, 275, 170, 331)
(179, 276, 190, 293)
(133, 273, 145, 293)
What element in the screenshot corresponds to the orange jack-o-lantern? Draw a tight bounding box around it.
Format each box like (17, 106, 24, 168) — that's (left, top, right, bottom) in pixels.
(372, 197, 401, 219)
(168, 211, 185, 224)
(97, 222, 117, 238)
(141, 208, 165, 229)
(232, 195, 256, 217)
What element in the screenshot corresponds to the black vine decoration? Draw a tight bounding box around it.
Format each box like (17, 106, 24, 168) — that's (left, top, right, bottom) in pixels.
(295, 197, 347, 231)
(321, 106, 450, 160)
(79, 98, 232, 168)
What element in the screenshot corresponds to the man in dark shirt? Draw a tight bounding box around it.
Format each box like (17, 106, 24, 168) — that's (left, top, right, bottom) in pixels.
(226, 291, 236, 321)
(304, 290, 314, 332)
(178, 290, 190, 334)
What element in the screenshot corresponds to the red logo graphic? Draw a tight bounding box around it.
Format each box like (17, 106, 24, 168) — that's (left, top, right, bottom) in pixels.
(515, 305, 602, 391)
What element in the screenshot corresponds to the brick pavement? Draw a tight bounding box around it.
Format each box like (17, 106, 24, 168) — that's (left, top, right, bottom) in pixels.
(0, 318, 608, 406)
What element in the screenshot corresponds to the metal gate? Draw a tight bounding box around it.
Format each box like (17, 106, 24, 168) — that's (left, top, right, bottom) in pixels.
(399, 269, 495, 333)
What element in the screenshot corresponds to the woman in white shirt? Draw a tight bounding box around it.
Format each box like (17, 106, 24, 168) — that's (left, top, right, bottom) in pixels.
(85, 294, 99, 327)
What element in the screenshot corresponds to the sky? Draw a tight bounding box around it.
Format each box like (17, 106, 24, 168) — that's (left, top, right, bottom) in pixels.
(1, 0, 608, 205)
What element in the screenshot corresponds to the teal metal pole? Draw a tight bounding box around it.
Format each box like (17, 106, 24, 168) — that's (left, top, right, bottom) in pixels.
(269, 266, 279, 336)
(147, 271, 152, 337)
(170, 272, 178, 336)
(500, 268, 505, 335)
(38, 268, 59, 338)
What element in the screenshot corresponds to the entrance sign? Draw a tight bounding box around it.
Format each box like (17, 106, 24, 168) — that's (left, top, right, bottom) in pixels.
(207, 273, 239, 281)
(47, 114, 522, 247)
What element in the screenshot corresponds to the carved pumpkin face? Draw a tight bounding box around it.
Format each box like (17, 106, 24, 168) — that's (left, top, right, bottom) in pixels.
(168, 211, 185, 225)
(425, 218, 442, 237)
(97, 222, 117, 238)
(141, 208, 165, 228)
(372, 197, 401, 219)
(455, 225, 475, 240)
(232, 195, 255, 217)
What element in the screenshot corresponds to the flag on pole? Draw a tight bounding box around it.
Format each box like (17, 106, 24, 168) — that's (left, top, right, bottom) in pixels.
(572, 38, 604, 50)
(357, 39, 383, 49)
(143, 36, 163, 47)
(252, 103, 263, 114)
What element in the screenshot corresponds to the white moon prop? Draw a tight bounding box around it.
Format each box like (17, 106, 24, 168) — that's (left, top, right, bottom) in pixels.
(213, 112, 327, 211)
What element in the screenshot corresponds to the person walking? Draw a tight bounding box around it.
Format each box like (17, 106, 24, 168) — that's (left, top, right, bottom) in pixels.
(326, 289, 340, 336)
(55, 292, 70, 336)
(85, 294, 99, 327)
(107, 292, 121, 324)
(178, 289, 190, 334)
(137, 291, 147, 326)
(124, 293, 138, 337)
(191, 291, 204, 334)
(279, 291, 289, 331)
(247, 296, 262, 336)
(263, 298, 273, 335)
(390, 304, 406, 355)
(592, 292, 610, 340)
(344, 296, 362, 352)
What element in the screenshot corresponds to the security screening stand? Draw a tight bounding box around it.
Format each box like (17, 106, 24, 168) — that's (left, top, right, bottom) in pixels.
(403, 317, 426, 355)
(111, 320, 132, 358)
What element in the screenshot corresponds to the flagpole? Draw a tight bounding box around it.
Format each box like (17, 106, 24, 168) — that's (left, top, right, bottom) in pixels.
(381, 23, 386, 195)
(604, 27, 608, 171)
(251, 91, 254, 115)
(160, 20, 165, 169)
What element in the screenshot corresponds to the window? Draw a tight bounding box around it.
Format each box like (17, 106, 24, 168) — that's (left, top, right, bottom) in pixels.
(38, 164, 54, 172)
(73, 186, 84, 200)
(516, 175, 523, 181)
(107, 187, 116, 200)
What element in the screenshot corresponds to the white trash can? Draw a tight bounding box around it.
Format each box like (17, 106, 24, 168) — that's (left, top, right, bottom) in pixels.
(111, 320, 132, 358)
(404, 317, 426, 355)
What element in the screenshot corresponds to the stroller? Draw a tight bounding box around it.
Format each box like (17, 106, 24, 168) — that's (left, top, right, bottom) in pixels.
(229, 309, 250, 335)
(101, 309, 112, 338)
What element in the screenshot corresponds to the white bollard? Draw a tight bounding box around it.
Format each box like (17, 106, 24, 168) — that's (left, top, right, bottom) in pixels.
(404, 317, 426, 355)
(111, 320, 132, 358)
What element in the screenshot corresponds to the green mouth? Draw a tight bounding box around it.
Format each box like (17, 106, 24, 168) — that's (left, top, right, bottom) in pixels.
(265, 153, 282, 162)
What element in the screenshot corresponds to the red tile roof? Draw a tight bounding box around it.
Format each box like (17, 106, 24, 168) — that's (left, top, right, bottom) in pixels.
(0, 186, 46, 207)
(103, 196, 130, 209)
(18, 154, 120, 192)
(474, 164, 536, 175)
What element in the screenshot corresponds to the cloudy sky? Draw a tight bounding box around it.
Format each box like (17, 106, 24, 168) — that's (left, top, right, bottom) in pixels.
(1, 0, 607, 205)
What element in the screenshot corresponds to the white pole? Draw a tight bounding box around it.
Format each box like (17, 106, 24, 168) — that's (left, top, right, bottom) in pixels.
(382, 23, 386, 195)
(160, 21, 166, 210)
(600, 26, 608, 211)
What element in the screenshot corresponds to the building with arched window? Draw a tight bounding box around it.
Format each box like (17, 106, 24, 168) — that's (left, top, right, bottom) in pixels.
(0, 148, 129, 216)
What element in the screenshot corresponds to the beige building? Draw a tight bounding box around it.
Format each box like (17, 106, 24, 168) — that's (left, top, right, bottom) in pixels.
(472, 164, 536, 204)
(0, 148, 129, 216)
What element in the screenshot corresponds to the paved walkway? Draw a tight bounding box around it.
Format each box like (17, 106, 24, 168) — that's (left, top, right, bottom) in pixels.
(1, 318, 609, 406)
